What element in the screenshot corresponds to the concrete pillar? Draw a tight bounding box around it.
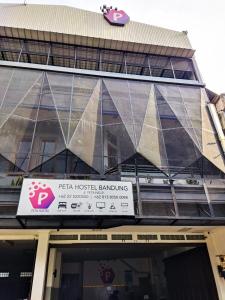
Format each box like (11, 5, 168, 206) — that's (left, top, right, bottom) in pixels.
(45, 248, 57, 300)
(45, 248, 62, 300)
(30, 231, 49, 300)
(207, 228, 225, 300)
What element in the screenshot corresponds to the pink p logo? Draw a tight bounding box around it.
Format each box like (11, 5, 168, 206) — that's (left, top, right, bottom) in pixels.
(104, 9, 130, 26)
(29, 182, 55, 209)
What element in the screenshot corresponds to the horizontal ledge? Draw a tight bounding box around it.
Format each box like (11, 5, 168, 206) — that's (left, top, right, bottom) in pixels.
(0, 61, 204, 87)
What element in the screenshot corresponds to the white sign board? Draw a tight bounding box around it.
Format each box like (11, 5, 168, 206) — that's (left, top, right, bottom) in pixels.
(17, 179, 134, 216)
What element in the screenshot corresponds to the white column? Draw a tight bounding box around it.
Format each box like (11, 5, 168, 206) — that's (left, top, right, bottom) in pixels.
(207, 228, 225, 300)
(45, 248, 57, 300)
(45, 248, 62, 300)
(31, 231, 49, 300)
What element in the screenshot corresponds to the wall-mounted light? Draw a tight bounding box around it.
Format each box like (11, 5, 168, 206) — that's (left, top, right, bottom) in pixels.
(217, 255, 225, 279)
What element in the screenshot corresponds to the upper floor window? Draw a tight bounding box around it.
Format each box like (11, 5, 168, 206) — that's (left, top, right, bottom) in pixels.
(0, 37, 197, 81)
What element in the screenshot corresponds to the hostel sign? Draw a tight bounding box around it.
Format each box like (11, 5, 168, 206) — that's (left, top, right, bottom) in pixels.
(17, 179, 134, 216)
(101, 6, 130, 26)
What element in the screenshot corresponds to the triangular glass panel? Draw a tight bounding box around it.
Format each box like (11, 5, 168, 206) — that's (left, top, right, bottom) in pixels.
(157, 84, 202, 148)
(129, 81, 152, 125)
(180, 85, 202, 128)
(121, 153, 168, 177)
(69, 76, 99, 142)
(28, 76, 66, 170)
(173, 156, 225, 178)
(155, 86, 185, 130)
(103, 79, 136, 146)
(162, 127, 202, 175)
(141, 85, 160, 129)
(31, 150, 98, 174)
(47, 73, 73, 144)
(0, 154, 23, 173)
(155, 86, 201, 151)
(0, 68, 41, 115)
(68, 80, 102, 173)
(137, 125, 169, 175)
(102, 81, 123, 125)
(68, 122, 103, 174)
(103, 79, 133, 125)
(12, 75, 43, 121)
(0, 115, 35, 171)
(103, 124, 136, 172)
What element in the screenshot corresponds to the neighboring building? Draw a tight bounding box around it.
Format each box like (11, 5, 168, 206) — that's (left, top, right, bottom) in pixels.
(0, 3, 225, 300)
(209, 91, 225, 131)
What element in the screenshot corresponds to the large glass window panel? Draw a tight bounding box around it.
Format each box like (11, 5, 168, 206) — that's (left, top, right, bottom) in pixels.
(101, 49, 123, 64)
(29, 119, 65, 170)
(47, 73, 73, 95)
(177, 203, 211, 217)
(25, 41, 49, 54)
(101, 62, 121, 73)
(102, 82, 122, 125)
(0, 116, 35, 170)
(71, 76, 99, 121)
(12, 76, 43, 121)
(50, 56, 75, 68)
(40, 140, 55, 163)
(0, 67, 14, 107)
(103, 79, 133, 125)
(149, 56, 174, 78)
(15, 140, 32, 171)
(29, 54, 48, 65)
(47, 73, 73, 142)
(162, 128, 201, 173)
(76, 58, 98, 71)
(69, 121, 102, 174)
(129, 81, 152, 125)
(171, 58, 196, 80)
(103, 124, 136, 171)
(0, 154, 21, 173)
(51, 43, 75, 58)
(142, 202, 175, 216)
(1, 69, 41, 115)
(1, 51, 20, 62)
(31, 150, 98, 174)
(76, 47, 98, 61)
(0, 38, 22, 51)
(100, 50, 123, 73)
(155, 88, 183, 130)
(179, 86, 201, 130)
(156, 84, 191, 129)
(137, 125, 169, 174)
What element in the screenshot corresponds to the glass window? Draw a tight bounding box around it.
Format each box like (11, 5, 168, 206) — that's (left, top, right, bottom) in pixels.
(171, 58, 196, 80)
(40, 141, 55, 164)
(149, 56, 174, 78)
(15, 140, 31, 171)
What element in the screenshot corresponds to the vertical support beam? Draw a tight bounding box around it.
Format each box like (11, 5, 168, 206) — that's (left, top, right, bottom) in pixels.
(45, 248, 56, 300)
(170, 181, 179, 217)
(45, 249, 62, 300)
(31, 231, 49, 300)
(206, 228, 225, 300)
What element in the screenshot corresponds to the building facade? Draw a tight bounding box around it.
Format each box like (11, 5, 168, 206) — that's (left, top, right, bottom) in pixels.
(0, 3, 225, 300)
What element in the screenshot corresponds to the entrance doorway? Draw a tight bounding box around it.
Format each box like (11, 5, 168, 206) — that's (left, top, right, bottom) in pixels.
(0, 240, 37, 300)
(45, 243, 218, 300)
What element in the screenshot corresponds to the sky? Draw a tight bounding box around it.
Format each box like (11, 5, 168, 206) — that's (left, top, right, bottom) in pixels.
(1, 0, 225, 94)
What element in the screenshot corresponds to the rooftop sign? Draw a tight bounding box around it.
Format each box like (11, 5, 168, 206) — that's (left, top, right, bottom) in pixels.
(101, 5, 130, 26)
(17, 179, 134, 216)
